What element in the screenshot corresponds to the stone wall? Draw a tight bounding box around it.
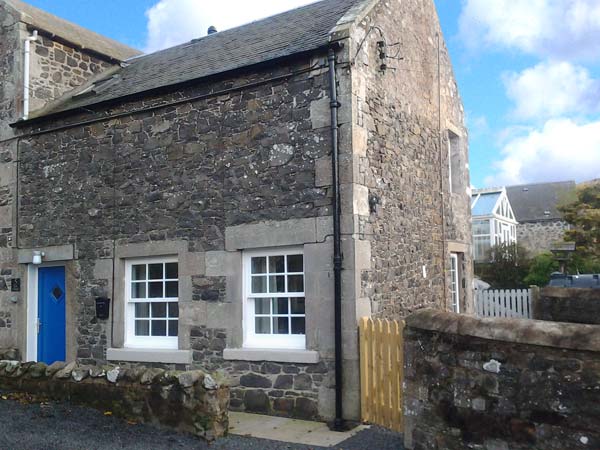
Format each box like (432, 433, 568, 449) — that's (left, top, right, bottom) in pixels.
(533, 287, 600, 325)
(28, 35, 112, 112)
(0, 1, 120, 354)
(350, 0, 472, 320)
(14, 58, 338, 420)
(517, 220, 569, 255)
(404, 309, 600, 450)
(0, 359, 229, 440)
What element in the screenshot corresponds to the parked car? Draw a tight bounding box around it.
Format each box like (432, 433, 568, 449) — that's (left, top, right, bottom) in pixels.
(548, 272, 600, 288)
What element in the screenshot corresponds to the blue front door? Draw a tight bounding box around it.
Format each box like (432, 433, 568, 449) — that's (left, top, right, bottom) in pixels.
(37, 266, 66, 364)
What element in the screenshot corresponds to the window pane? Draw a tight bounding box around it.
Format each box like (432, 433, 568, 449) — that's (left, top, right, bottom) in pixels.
(135, 320, 149, 336)
(148, 263, 163, 280)
(291, 298, 305, 314)
(287, 254, 303, 272)
(132, 282, 146, 299)
(251, 276, 267, 294)
(165, 281, 178, 298)
(269, 275, 285, 293)
(151, 320, 167, 336)
(135, 303, 150, 318)
(151, 302, 167, 318)
(255, 298, 270, 315)
(288, 275, 304, 293)
(168, 302, 179, 318)
(168, 320, 178, 337)
(148, 281, 163, 298)
(165, 262, 178, 279)
(255, 317, 270, 334)
(269, 255, 285, 273)
(251, 257, 267, 274)
(273, 317, 289, 334)
(272, 298, 289, 314)
(291, 317, 305, 335)
(132, 265, 146, 281)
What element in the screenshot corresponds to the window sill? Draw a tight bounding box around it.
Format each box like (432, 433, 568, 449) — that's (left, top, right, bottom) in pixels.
(223, 348, 320, 364)
(107, 348, 192, 364)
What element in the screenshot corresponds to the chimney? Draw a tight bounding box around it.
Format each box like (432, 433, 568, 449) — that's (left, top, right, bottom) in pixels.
(207, 26, 217, 35)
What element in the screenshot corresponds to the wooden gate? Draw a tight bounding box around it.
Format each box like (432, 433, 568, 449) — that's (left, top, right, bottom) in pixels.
(359, 317, 404, 432)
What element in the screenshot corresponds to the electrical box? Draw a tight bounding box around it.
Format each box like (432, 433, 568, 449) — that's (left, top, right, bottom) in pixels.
(95, 297, 110, 320)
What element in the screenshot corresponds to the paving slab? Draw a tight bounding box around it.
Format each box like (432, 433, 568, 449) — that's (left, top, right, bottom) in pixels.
(229, 411, 369, 447)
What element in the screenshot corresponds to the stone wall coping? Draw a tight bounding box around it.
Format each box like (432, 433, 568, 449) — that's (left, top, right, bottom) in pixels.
(106, 348, 192, 364)
(405, 309, 600, 353)
(223, 348, 320, 364)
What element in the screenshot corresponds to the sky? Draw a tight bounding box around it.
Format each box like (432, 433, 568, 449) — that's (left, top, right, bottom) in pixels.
(22, 0, 600, 188)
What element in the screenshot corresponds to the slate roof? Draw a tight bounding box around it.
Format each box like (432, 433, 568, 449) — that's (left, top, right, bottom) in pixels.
(506, 181, 576, 222)
(3, 0, 140, 61)
(32, 0, 366, 118)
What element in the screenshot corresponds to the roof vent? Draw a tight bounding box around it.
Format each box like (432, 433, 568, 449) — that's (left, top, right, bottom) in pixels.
(522, 187, 529, 192)
(544, 210, 551, 215)
(207, 26, 218, 35)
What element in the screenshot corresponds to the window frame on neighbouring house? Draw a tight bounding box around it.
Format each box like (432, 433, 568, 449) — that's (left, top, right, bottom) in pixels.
(124, 256, 179, 350)
(450, 253, 460, 313)
(243, 247, 306, 350)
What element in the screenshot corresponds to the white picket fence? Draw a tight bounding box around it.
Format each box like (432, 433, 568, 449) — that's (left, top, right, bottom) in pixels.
(475, 289, 532, 319)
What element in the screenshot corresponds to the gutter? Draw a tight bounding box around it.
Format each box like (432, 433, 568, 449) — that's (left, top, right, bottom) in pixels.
(23, 29, 39, 120)
(327, 45, 345, 431)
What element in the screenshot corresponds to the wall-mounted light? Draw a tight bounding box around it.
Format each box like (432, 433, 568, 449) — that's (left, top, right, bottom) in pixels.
(32, 251, 45, 265)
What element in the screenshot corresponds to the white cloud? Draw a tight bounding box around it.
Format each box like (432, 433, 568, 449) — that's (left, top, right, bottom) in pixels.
(503, 61, 600, 120)
(485, 118, 600, 186)
(459, 0, 600, 60)
(145, 0, 317, 53)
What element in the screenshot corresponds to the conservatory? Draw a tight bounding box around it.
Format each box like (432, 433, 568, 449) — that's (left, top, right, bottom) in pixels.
(471, 187, 518, 261)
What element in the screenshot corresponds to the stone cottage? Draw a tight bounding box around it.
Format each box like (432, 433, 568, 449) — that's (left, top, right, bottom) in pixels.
(1, 0, 472, 422)
(506, 181, 576, 255)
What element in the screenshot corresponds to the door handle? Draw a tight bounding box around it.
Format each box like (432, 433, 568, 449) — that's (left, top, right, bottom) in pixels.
(37, 319, 42, 335)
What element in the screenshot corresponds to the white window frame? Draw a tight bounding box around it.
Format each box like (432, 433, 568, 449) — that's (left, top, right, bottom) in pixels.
(125, 256, 179, 350)
(243, 247, 306, 350)
(450, 253, 460, 313)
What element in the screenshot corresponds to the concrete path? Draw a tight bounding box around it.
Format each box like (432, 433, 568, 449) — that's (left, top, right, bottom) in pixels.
(229, 411, 369, 447)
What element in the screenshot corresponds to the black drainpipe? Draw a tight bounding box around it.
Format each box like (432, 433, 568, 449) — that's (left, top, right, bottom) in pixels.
(328, 46, 344, 431)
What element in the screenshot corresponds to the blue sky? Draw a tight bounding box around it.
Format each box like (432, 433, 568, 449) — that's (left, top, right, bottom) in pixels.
(24, 0, 600, 187)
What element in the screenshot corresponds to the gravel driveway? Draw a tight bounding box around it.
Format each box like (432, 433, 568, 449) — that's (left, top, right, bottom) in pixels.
(0, 393, 403, 450)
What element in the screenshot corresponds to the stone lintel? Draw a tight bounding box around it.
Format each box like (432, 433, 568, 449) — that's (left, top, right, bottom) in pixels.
(17, 244, 74, 263)
(225, 217, 331, 251)
(406, 309, 600, 353)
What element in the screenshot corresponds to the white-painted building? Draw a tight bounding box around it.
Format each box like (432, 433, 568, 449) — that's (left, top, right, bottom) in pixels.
(471, 187, 518, 261)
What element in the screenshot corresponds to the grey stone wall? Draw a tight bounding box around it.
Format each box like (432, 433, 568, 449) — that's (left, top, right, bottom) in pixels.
(533, 287, 600, 325)
(404, 309, 600, 450)
(15, 59, 337, 420)
(0, 2, 120, 353)
(517, 220, 569, 255)
(349, 0, 472, 320)
(28, 35, 112, 112)
(0, 360, 229, 441)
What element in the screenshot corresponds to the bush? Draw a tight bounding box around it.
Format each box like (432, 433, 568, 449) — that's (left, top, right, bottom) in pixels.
(475, 243, 530, 289)
(524, 253, 558, 286)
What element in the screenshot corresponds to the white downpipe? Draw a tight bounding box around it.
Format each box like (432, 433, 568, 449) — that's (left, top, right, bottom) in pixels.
(23, 30, 39, 120)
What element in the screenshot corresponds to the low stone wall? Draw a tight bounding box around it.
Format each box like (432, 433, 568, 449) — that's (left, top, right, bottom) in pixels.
(404, 309, 600, 450)
(533, 287, 600, 324)
(0, 360, 229, 441)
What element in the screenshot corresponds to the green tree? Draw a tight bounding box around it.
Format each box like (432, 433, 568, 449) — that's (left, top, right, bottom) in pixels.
(558, 181, 600, 262)
(475, 243, 530, 289)
(524, 252, 559, 286)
